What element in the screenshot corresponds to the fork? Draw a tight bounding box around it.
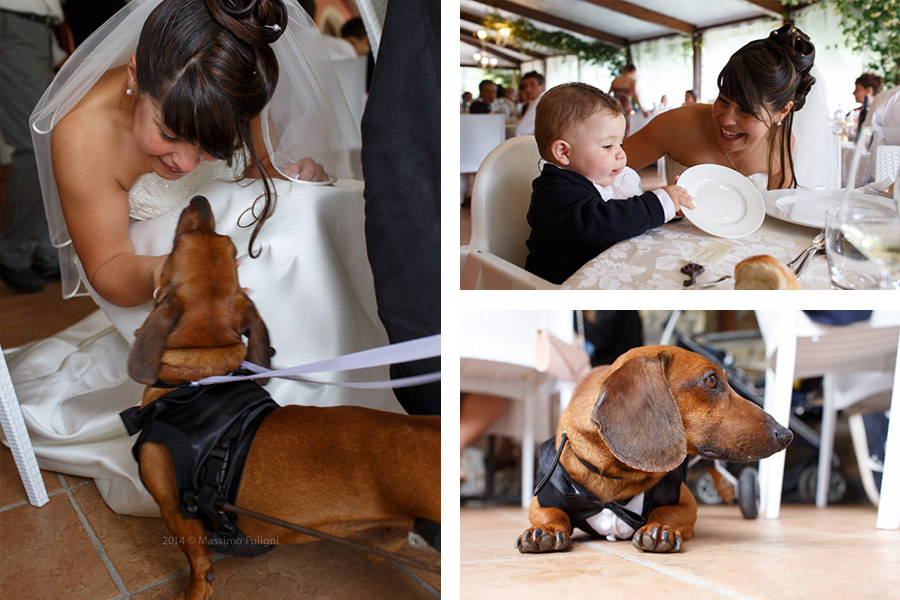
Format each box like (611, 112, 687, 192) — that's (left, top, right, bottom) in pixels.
(787, 231, 826, 276)
(684, 275, 732, 289)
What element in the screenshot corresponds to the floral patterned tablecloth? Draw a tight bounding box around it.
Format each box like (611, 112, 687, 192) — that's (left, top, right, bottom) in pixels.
(561, 217, 831, 290)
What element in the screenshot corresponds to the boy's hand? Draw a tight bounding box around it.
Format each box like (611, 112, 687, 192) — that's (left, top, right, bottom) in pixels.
(663, 184, 694, 216)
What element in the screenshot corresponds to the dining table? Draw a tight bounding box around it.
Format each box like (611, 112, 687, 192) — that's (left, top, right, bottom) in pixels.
(561, 215, 832, 290)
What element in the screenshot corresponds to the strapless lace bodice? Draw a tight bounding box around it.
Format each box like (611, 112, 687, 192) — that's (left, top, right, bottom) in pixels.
(128, 160, 243, 220)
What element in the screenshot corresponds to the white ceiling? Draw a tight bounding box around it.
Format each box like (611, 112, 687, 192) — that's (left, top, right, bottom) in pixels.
(460, 0, 783, 67)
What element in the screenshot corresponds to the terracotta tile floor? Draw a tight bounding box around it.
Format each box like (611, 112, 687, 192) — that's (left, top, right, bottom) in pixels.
(0, 166, 440, 599)
(461, 502, 900, 599)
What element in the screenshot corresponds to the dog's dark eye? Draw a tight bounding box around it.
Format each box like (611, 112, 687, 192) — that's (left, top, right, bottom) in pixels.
(704, 374, 717, 388)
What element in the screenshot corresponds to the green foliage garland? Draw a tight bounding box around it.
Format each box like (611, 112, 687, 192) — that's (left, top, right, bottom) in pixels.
(482, 13, 627, 72)
(786, 0, 899, 85)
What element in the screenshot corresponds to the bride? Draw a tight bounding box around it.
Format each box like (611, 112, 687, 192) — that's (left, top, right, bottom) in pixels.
(625, 24, 838, 192)
(5, 0, 398, 516)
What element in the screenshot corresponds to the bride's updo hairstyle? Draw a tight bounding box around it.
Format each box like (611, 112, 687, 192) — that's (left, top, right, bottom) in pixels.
(134, 0, 288, 256)
(717, 23, 816, 188)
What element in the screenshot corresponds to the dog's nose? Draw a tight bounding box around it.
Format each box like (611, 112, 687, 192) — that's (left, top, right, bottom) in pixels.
(773, 425, 793, 448)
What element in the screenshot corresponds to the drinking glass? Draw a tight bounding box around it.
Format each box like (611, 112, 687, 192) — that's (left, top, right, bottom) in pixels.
(826, 205, 900, 289)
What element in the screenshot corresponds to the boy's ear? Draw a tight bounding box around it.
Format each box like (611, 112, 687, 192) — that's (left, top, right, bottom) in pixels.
(550, 139, 571, 166)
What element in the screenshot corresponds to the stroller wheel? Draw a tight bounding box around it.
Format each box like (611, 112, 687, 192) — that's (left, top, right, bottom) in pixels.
(798, 465, 848, 504)
(738, 467, 760, 519)
(694, 470, 723, 504)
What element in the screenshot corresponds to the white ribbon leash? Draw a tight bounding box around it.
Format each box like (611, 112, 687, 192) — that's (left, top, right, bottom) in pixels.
(191, 334, 441, 389)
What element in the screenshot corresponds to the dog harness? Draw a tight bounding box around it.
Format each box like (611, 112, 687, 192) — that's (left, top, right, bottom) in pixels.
(120, 380, 279, 555)
(534, 435, 687, 541)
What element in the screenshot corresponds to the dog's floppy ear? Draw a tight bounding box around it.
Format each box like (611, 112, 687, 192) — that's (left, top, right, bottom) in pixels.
(590, 353, 686, 472)
(236, 294, 272, 382)
(128, 295, 184, 384)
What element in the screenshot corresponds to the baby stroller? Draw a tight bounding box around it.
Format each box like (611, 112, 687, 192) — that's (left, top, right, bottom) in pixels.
(662, 314, 848, 518)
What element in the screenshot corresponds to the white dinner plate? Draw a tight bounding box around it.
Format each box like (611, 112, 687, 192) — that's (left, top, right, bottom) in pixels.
(762, 188, 892, 229)
(678, 164, 765, 238)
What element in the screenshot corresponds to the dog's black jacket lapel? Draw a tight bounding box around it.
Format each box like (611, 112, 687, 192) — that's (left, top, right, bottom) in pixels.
(534, 437, 686, 538)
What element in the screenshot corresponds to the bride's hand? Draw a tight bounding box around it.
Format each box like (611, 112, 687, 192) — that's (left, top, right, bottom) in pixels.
(151, 255, 167, 300)
(285, 157, 329, 182)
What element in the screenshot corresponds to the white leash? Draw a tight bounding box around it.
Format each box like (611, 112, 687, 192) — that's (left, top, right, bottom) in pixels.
(191, 334, 441, 389)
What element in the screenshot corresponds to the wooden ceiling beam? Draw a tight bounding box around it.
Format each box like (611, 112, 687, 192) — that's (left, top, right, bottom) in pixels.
(580, 0, 695, 35)
(470, 0, 627, 47)
(744, 0, 787, 16)
(460, 27, 548, 59)
(460, 34, 525, 66)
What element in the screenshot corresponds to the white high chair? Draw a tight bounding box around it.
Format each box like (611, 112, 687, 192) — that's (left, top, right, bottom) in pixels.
(460, 135, 558, 290)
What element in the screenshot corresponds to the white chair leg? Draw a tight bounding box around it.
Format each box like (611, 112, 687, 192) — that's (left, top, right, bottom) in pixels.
(848, 413, 881, 506)
(760, 311, 796, 519)
(876, 333, 900, 529)
(0, 348, 49, 507)
(817, 373, 837, 508)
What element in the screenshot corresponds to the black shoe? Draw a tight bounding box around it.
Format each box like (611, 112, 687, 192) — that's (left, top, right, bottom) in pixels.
(0, 264, 45, 293)
(31, 260, 61, 282)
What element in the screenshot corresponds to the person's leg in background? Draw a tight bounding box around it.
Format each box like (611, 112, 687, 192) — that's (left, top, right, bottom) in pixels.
(361, 0, 439, 415)
(0, 12, 58, 293)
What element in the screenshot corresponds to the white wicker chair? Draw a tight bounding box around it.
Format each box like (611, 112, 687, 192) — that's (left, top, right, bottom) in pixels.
(0, 345, 49, 507)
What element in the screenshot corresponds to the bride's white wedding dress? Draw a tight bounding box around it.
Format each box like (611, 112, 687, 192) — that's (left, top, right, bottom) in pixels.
(4, 166, 398, 517)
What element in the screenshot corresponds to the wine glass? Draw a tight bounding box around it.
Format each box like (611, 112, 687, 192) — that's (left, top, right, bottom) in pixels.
(839, 213, 900, 289)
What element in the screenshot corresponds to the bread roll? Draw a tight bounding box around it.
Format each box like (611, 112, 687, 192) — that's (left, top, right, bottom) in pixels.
(734, 255, 799, 290)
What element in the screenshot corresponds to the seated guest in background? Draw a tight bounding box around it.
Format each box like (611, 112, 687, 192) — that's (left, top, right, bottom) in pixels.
(461, 91, 473, 112)
(470, 79, 510, 117)
(514, 70, 546, 136)
(852, 72, 883, 131)
(496, 84, 518, 116)
(655, 94, 670, 113)
(524, 83, 693, 284)
(683, 89, 697, 105)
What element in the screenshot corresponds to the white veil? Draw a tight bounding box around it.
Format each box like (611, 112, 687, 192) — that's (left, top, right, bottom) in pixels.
(792, 64, 840, 190)
(30, 0, 360, 297)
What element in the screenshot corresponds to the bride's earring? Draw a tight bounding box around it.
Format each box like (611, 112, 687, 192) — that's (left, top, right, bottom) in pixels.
(125, 88, 134, 96)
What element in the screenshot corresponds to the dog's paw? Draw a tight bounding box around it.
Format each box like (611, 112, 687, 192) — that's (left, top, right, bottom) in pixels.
(515, 527, 571, 553)
(631, 524, 682, 553)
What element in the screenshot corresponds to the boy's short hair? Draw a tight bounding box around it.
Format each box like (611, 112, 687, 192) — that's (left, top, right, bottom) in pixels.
(534, 82, 621, 161)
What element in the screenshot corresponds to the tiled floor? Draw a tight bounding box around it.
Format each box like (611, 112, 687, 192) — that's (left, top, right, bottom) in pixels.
(461, 502, 900, 599)
(0, 168, 440, 599)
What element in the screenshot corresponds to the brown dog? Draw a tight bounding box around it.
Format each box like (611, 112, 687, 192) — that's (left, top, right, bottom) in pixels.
(515, 345, 791, 554)
(124, 196, 440, 600)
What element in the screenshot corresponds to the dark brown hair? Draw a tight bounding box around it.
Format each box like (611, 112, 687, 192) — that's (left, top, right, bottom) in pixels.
(855, 73, 883, 95)
(534, 82, 621, 161)
(135, 0, 287, 257)
(717, 23, 815, 188)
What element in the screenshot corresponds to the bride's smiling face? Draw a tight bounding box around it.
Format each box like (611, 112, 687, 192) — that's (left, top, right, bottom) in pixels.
(132, 97, 215, 180)
(710, 94, 774, 153)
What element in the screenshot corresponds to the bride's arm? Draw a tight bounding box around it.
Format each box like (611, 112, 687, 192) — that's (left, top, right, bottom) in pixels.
(52, 117, 165, 307)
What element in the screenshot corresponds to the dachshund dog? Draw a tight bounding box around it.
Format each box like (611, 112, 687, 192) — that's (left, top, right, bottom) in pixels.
(125, 196, 440, 600)
(515, 345, 792, 554)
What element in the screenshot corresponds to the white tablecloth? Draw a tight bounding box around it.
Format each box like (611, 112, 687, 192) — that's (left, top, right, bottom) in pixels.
(561, 216, 830, 290)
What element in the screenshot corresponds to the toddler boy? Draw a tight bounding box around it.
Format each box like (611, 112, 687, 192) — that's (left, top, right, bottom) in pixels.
(524, 82, 693, 284)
